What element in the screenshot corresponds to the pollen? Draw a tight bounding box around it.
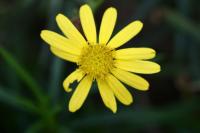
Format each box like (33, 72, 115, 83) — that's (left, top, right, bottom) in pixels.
(78, 44, 114, 79)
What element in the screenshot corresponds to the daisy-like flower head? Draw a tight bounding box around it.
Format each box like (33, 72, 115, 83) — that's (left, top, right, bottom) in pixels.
(40, 4, 160, 113)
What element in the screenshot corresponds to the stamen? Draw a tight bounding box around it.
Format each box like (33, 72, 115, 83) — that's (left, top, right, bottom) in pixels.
(77, 44, 115, 79)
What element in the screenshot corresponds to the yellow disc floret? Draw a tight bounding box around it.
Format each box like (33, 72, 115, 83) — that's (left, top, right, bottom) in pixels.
(78, 44, 114, 79)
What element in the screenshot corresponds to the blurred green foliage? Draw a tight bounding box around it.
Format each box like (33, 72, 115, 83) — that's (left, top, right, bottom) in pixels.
(0, 0, 200, 132)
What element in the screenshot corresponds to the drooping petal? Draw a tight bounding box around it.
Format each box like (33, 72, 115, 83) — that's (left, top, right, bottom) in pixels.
(97, 79, 117, 113)
(111, 68, 149, 91)
(56, 14, 87, 46)
(115, 48, 156, 60)
(50, 47, 79, 63)
(41, 30, 82, 55)
(69, 75, 92, 112)
(106, 74, 133, 105)
(80, 4, 97, 43)
(63, 69, 85, 92)
(99, 7, 117, 44)
(115, 60, 161, 74)
(107, 21, 143, 49)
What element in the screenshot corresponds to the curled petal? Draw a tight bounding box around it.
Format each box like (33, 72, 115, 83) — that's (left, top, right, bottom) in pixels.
(63, 69, 85, 92)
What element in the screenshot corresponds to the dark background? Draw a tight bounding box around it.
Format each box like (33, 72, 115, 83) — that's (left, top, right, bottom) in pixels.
(0, 0, 200, 132)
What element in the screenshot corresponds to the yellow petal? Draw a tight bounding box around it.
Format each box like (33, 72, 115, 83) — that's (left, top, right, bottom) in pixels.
(115, 48, 156, 60)
(97, 79, 117, 113)
(107, 21, 143, 49)
(111, 68, 149, 91)
(99, 7, 117, 44)
(80, 4, 97, 43)
(41, 30, 82, 55)
(69, 75, 92, 112)
(115, 60, 161, 74)
(63, 69, 85, 92)
(50, 47, 79, 63)
(56, 14, 87, 46)
(106, 74, 133, 105)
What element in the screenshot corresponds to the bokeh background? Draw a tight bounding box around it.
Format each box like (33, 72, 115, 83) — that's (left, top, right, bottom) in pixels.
(1, 0, 200, 132)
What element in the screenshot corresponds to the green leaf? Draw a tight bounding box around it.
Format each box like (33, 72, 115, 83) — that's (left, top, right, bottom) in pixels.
(48, 58, 64, 104)
(0, 46, 46, 104)
(70, 97, 200, 128)
(46, 0, 65, 104)
(25, 120, 44, 133)
(0, 86, 38, 113)
(86, 0, 104, 11)
(134, 0, 160, 20)
(165, 9, 200, 42)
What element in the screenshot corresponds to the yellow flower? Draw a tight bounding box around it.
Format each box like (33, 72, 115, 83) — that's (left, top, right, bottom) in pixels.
(40, 4, 160, 113)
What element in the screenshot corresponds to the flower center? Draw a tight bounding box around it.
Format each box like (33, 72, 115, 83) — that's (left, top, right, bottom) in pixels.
(78, 44, 114, 79)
